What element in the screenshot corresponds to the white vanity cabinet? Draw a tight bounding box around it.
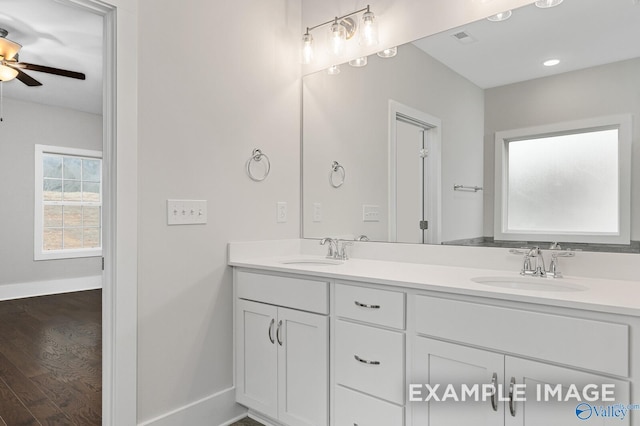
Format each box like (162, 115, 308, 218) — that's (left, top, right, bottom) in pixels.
(411, 295, 631, 426)
(333, 283, 407, 426)
(235, 270, 329, 426)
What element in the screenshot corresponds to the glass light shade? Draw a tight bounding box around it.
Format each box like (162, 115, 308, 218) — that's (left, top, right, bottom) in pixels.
(349, 56, 368, 67)
(535, 0, 563, 8)
(360, 11, 379, 46)
(487, 10, 512, 21)
(328, 21, 346, 57)
(0, 64, 18, 81)
(327, 64, 340, 75)
(301, 33, 314, 65)
(376, 46, 397, 58)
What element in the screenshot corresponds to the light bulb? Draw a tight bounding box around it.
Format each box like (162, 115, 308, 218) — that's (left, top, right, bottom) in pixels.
(377, 46, 397, 58)
(301, 32, 314, 65)
(535, 0, 563, 8)
(349, 56, 368, 67)
(0, 64, 18, 82)
(543, 59, 560, 67)
(328, 20, 346, 57)
(327, 64, 341, 75)
(360, 10, 379, 46)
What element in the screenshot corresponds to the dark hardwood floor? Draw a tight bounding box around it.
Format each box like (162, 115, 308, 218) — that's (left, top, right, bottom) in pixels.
(232, 418, 264, 426)
(0, 290, 101, 426)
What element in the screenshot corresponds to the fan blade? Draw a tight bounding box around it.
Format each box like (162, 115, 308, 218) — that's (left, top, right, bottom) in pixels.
(17, 62, 85, 80)
(15, 68, 42, 86)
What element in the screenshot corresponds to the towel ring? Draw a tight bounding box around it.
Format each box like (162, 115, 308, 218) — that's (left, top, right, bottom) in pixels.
(246, 148, 271, 182)
(329, 161, 345, 188)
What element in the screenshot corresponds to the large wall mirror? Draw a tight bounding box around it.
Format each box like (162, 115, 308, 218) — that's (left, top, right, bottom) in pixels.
(302, 0, 640, 253)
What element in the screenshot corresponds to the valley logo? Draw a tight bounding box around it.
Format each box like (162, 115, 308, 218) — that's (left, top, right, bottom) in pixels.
(575, 402, 640, 421)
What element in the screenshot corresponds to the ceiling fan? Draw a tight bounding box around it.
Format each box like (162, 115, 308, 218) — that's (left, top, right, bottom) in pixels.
(0, 28, 86, 86)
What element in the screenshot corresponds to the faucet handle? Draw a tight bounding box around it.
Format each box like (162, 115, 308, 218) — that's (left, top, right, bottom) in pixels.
(319, 237, 337, 258)
(339, 240, 353, 260)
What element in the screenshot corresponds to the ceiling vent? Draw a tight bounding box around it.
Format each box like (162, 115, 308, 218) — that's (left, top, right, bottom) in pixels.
(451, 30, 478, 44)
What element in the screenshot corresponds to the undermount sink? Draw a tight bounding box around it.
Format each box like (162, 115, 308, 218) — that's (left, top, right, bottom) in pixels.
(279, 257, 344, 266)
(472, 276, 588, 292)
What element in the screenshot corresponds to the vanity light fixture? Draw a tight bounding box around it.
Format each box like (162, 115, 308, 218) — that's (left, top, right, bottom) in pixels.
(360, 6, 379, 46)
(377, 46, 397, 58)
(535, 0, 564, 8)
(543, 59, 560, 66)
(301, 32, 314, 65)
(301, 5, 379, 64)
(349, 56, 368, 67)
(327, 64, 341, 75)
(487, 10, 512, 21)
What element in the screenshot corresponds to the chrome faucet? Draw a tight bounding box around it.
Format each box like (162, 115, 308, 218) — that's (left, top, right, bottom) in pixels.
(319, 238, 338, 259)
(521, 247, 546, 277)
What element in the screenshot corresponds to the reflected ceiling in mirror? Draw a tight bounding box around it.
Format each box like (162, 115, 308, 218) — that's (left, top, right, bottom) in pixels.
(302, 0, 640, 253)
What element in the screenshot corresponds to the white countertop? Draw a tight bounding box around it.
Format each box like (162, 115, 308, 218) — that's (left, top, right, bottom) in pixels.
(229, 252, 640, 317)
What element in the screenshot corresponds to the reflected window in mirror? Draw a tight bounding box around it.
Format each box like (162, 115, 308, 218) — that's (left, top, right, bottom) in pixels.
(494, 116, 632, 245)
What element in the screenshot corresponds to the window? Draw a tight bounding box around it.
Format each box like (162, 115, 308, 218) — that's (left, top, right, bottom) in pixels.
(35, 145, 102, 260)
(494, 115, 631, 244)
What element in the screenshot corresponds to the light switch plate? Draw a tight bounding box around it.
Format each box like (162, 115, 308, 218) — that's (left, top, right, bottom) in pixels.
(277, 202, 288, 223)
(167, 200, 207, 225)
(362, 204, 380, 222)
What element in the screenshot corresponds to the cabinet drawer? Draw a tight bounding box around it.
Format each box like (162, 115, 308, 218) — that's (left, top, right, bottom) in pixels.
(335, 320, 405, 404)
(236, 270, 329, 314)
(335, 283, 405, 329)
(414, 295, 629, 377)
(335, 385, 404, 426)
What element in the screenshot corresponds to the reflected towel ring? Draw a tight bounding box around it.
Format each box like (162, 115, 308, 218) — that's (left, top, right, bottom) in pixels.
(329, 161, 345, 188)
(246, 148, 271, 182)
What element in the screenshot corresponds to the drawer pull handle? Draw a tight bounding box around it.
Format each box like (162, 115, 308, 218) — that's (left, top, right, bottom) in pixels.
(354, 354, 380, 365)
(490, 372, 498, 412)
(354, 301, 380, 309)
(268, 318, 275, 344)
(276, 320, 283, 346)
(509, 377, 517, 417)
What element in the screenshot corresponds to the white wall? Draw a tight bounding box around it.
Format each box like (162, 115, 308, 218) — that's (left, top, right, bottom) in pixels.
(303, 43, 484, 243)
(137, 0, 301, 423)
(301, 0, 535, 75)
(484, 58, 640, 241)
(0, 98, 102, 286)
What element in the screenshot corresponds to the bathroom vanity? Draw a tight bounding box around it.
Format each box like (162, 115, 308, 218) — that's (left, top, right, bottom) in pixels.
(230, 241, 640, 426)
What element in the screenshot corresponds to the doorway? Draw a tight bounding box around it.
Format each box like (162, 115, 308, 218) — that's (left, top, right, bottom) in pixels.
(389, 100, 442, 244)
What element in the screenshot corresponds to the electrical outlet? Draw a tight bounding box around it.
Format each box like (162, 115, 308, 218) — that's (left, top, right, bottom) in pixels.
(313, 203, 322, 222)
(277, 202, 288, 223)
(167, 200, 207, 225)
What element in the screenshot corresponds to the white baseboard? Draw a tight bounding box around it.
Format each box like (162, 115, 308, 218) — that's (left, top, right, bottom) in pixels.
(0, 275, 102, 301)
(138, 387, 247, 426)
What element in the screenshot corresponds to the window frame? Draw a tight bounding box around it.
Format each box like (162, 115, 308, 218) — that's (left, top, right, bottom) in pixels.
(494, 115, 632, 245)
(34, 144, 103, 260)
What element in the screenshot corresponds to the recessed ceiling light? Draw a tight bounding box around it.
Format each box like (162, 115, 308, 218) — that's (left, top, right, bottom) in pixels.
(349, 56, 368, 67)
(487, 10, 512, 22)
(543, 59, 560, 67)
(535, 0, 564, 8)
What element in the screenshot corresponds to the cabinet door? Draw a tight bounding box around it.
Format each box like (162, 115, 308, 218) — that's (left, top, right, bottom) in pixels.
(236, 299, 278, 419)
(505, 357, 630, 426)
(277, 306, 329, 426)
(412, 337, 504, 426)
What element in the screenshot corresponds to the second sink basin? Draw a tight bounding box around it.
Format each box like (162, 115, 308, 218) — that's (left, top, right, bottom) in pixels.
(472, 276, 587, 292)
